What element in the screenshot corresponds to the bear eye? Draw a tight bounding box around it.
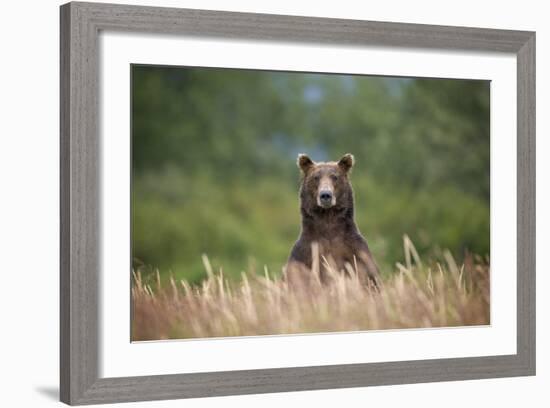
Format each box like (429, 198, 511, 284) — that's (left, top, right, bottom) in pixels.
(330, 174, 339, 181)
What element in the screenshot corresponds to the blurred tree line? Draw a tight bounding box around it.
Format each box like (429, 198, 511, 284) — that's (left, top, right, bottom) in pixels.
(132, 65, 490, 283)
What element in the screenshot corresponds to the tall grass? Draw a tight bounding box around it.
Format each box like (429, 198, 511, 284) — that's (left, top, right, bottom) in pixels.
(131, 236, 489, 341)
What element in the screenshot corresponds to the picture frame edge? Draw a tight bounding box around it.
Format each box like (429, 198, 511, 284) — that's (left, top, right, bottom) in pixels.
(516, 32, 536, 376)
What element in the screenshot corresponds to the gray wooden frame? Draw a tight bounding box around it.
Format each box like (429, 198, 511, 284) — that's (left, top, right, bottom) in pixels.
(60, 1, 536, 405)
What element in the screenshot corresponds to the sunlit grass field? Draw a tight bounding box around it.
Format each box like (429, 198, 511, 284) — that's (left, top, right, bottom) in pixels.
(131, 236, 489, 341)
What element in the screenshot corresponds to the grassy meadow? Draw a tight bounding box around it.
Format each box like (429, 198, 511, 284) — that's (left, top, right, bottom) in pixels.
(132, 237, 489, 340)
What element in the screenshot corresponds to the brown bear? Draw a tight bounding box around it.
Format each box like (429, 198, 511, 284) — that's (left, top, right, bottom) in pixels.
(285, 153, 380, 287)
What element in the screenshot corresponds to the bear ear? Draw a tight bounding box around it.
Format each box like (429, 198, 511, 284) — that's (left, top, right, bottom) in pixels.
(297, 154, 315, 174)
(338, 153, 354, 173)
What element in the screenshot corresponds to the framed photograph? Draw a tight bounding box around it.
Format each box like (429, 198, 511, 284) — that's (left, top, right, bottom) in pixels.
(60, 1, 535, 405)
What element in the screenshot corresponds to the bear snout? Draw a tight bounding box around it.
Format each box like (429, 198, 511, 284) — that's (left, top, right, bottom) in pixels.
(318, 189, 335, 208)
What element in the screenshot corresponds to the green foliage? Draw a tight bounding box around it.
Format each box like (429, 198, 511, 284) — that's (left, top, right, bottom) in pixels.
(132, 65, 490, 284)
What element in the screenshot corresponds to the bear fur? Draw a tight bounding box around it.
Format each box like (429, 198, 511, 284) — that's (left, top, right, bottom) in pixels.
(285, 153, 380, 287)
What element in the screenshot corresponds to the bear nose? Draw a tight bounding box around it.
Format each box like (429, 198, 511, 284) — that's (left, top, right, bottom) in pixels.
(320, 191, 333, 201)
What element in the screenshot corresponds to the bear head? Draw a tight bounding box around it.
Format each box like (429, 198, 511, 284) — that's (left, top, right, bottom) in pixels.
(297, 153, 355, 214)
